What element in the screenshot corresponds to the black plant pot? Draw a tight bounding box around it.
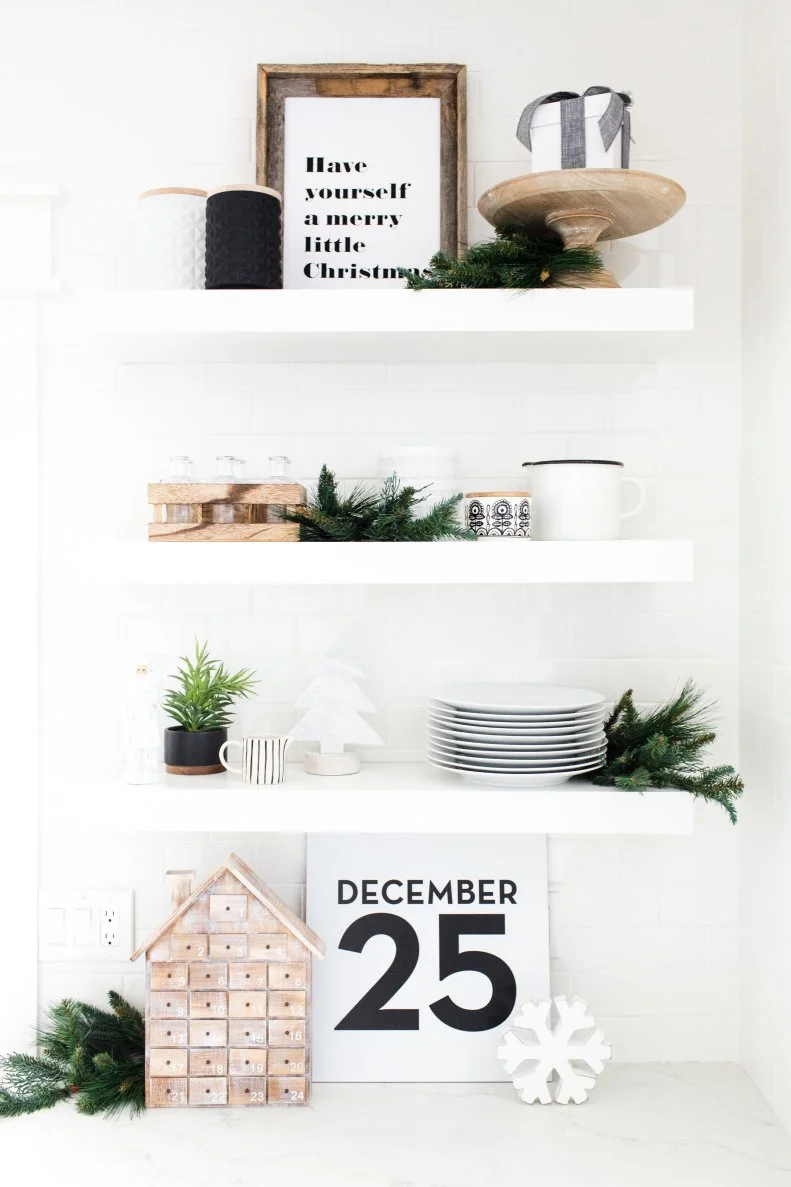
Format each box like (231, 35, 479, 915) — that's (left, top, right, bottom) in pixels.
(164, 726, 228, 776)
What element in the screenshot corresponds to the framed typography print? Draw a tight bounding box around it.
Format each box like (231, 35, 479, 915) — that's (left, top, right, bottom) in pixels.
(306, 833, 549, 1082)
(257, 64, 467, 289)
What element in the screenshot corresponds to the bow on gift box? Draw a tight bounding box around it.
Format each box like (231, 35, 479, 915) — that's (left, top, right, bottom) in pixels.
(516, 86, 632, 169)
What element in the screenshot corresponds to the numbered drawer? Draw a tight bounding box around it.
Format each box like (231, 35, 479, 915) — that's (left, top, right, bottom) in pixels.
(189, 991, 227, 1019)
(249, 933, 288, 960)
(171, 934, 208, 960)
(268, 1076, 307, 1105)
(189, 1020, 227, 1048)
(228, 991, 268, 1018)
(209, 894, 248, 922)
(189, 1076, 228, 1106)
(268, 962, 307, 990)
(151, 962, 188, 990)
(267, 1048, 306, 1076)
(150, 1020, 188, 1047)
(209, 934, 247, 959)
(150, 1048, 188, 1077)
(268, 991, 305, 1019)
(228, 1020, 267, 1047)
(268, 1020, 306, 1047)
(229, 1076, 268, 1106)
(149, 1077, 187, 1108)
(189, 1049, 228, 1077)
(150, 992, 188, 1019)
(229, 1048, 268, 1076)
(228, 962, 268, 990)
(189, 963, 228, 989)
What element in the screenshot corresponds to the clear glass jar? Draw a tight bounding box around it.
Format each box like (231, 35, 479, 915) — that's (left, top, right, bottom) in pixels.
(266, 455, 291, 523)
(211, 455, 249, 523)
(157, 455, 199, 524)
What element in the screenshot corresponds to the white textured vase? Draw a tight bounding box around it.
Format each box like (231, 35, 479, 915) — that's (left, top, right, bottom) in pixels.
(137, 187, 207, 289)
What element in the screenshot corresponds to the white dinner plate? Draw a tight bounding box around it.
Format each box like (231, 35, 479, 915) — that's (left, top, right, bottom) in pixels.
(427, 731, 606, 756)
(428, 750, 606, 770)
(427, 721, 606, 745)
(425, 740, 603, 759)
(432, 683, 606, 713)
(426, 747, 605, 772)
(427, 755, 597, 788)
(428, 705, 605, 727)
(427, 712, 605, 736)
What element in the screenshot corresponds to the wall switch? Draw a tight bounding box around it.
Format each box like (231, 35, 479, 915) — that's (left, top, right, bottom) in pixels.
(39, 890, 134, 961)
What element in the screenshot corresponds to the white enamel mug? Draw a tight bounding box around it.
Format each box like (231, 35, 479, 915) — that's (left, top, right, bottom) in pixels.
(523, 459, 645, 541)
(219, 734, 292, 785)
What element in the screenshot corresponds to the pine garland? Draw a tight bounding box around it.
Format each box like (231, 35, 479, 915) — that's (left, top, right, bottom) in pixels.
(0, 992, 145, 1118)
(287, 466, 475, 542)
(401, 226, 604, 290)
(592, 681, 744, 823)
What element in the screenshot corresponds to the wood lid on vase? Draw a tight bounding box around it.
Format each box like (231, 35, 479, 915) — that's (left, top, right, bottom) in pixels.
(207, 184, 282, 202)
(139, 187, 208, 199)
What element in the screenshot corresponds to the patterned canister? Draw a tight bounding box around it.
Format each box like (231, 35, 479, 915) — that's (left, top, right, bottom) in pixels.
(205, 185, 282, 289)
(137, 188, 207, 289)
(463, 491, 532, 538)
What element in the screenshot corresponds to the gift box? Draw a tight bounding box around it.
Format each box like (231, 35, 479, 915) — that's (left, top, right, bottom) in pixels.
(517, 87, 632, 173)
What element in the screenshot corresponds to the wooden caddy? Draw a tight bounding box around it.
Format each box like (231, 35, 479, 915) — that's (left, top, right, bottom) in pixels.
(148, 483, 307, 542)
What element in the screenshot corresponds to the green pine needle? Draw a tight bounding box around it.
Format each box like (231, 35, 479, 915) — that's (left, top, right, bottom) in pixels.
(401, 225, 604, 290)
(593, 681, 744, 823)
(287, 466, 476, 543)
(1, 993, 145, 1119)
(163, 638, 258, 732)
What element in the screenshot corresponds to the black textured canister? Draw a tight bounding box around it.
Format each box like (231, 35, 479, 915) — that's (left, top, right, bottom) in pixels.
(205, 185, 282, 289)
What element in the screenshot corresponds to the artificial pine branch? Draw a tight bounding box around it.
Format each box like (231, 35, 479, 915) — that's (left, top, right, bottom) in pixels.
(0, 993, 145, 1119)
(287, 466, 475, 543)
(593, 681, 744, 823)
(401, 226, 604, 290)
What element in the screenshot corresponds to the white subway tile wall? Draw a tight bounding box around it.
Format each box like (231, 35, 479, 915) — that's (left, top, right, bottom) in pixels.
(741, 0, 791, 1132)
(22, 0, 742, 1060)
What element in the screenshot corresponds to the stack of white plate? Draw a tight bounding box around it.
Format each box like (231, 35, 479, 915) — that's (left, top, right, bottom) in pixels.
(427, 683, 607, 787)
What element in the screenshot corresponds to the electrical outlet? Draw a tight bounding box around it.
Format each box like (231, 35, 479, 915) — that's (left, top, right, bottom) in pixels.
(39, 890, 134, 961)
(101, 906, 120, 948)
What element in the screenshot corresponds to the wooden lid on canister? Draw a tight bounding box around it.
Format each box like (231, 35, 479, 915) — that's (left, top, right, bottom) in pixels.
(207, 184, 282, 202)
(464, 491, 532, 497)
(139, 187, 208, 199)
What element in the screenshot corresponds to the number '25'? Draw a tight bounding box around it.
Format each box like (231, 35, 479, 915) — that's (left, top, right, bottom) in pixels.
(335, 912, 517, 1033)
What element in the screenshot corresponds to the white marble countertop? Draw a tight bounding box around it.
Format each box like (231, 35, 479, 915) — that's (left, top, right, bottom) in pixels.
(3, 1065, 791, 1187)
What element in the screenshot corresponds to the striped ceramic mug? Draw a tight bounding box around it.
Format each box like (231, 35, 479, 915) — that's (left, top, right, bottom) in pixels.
(218, 734, 292, 785)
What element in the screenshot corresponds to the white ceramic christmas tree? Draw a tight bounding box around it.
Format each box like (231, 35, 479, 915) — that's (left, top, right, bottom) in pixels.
(291, 644, 383, 775)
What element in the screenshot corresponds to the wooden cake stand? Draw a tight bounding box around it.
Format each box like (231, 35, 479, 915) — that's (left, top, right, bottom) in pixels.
(477, 169, 686, 288)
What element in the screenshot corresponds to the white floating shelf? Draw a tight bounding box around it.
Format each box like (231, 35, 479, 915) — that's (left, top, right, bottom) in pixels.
(62, 540, 694, 586)
(56, 766, 693, 835)
(79, 288, 694, 362)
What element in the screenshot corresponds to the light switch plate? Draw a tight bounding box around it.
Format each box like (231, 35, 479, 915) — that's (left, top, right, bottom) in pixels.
(38, 890, 134, 961)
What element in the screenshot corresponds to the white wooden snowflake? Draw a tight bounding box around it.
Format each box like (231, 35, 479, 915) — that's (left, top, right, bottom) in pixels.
(497, 995, 612, 1104)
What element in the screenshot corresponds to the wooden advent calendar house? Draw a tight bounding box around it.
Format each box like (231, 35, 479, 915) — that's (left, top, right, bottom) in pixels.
(131, 853, 325, 1108)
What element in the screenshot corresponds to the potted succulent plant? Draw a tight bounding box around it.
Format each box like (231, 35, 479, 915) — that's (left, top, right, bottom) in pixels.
(163, 640, 257, 775)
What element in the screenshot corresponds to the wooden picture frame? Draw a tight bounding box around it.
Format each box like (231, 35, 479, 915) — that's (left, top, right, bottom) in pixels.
(256, 63, 467, 260)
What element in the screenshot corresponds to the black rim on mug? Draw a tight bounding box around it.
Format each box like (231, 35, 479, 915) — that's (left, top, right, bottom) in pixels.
(522, 459, 624, 467)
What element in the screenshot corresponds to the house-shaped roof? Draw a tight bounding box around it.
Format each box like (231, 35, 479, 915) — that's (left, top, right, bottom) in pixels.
(131, 851, 325, 961)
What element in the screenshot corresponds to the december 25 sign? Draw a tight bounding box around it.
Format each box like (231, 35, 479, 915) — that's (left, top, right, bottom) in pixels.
(307, 834, 549, 1081)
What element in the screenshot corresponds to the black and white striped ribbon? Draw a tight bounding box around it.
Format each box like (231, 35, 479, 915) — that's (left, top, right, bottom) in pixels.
(516, 86, 632, 169)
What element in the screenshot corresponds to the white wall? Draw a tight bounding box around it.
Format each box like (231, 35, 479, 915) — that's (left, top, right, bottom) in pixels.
(740, 0, 791, 1127)
(16, 0, 745, 1062)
